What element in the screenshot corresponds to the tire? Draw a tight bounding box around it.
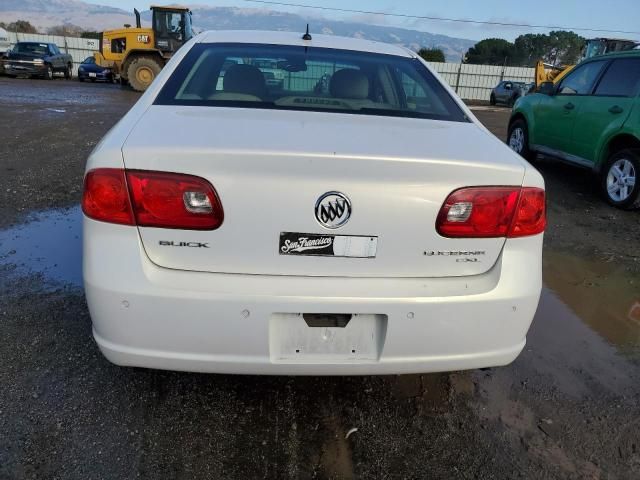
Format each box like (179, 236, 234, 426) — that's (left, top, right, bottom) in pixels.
(509, 94, 520, 108)
(127, 56, 163, 92)
(43, 65, 53, 80)
(78, 76, 84, 82)
(507, 118, 536, 161)
(64, 64, 72, 80)
(600, 149, 640, 210)
(489, 93, 496, 106)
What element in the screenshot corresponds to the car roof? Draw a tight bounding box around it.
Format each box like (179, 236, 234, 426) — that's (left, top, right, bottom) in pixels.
(583, 48, 640, 63)
(196, 30, 415, 58)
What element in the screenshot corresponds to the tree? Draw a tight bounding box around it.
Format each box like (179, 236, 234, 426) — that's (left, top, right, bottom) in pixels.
(465, 38, 517, 65)
(544, 30, 585, 65)
(4, 20, 38, 34)
(467, 31, 586, 67)
(514, 33, 549, 66)
(417, 47, 445, 63)
(47, 24, 84, 37)
(81, 31, 101, 39)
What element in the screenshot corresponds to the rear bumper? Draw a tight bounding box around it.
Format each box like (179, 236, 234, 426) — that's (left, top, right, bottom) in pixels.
(84, 217, 542, 375)
(78, 71, 112, 81)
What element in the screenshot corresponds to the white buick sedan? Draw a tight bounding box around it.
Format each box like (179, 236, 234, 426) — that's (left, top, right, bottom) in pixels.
(82, 30, 545, 375)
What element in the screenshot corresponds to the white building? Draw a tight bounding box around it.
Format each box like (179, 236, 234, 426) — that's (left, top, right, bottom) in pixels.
(0, 27, 10, 53)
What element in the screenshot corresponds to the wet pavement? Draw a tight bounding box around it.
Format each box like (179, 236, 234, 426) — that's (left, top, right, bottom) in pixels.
(0, 206, 82, 289)
(1, 78, 640, 479)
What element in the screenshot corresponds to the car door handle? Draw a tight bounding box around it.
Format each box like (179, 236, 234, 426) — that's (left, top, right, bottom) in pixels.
(609, 105, 623, 114)
(564, 102, 575, 110)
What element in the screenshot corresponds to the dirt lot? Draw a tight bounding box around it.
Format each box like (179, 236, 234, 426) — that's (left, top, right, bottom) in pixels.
(1, 78, 639, 480)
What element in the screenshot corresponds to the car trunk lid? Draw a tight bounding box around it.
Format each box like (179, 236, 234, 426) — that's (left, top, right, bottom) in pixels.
(122, 106, 525, 278)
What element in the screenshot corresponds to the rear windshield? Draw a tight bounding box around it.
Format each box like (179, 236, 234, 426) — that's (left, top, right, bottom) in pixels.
(155, 43, 469, 122)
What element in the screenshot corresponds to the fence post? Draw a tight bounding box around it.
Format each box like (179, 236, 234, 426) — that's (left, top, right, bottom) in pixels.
(454, 60, 462, 94)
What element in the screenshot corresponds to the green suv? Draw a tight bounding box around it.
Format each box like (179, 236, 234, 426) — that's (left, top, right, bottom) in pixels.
(508, 50, 640, 209)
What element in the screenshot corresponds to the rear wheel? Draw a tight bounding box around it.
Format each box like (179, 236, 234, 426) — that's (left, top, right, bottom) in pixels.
(507, 118, 535, 161)
(127, 56, 163, 92)
(509, 94, 520, 107)
(489, 93, 496, 106)
(64, 64, 72, 79)
(601, 149, 640, 210)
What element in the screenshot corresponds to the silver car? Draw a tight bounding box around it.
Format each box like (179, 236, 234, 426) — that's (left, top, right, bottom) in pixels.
(490, 81, 533, 107)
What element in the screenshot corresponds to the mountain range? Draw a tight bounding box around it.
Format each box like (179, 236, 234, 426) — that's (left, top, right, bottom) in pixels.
(0, 0, 476, 61)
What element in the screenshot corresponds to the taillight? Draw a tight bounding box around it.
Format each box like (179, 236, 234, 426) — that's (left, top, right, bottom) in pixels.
(127, 170, 223, 230)
(509, 188, 546, 237)
(82, 168, 135, 225)
(82, 168, 224, 230)
(436, 187, 545, 238)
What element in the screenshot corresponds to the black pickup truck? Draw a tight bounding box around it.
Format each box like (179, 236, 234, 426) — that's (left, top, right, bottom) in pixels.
(4, 42, 73, 79)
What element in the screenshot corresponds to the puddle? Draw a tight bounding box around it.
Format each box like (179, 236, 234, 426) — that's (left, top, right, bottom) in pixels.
(543, 250, 640, 356)
(0, 206, 82, 288)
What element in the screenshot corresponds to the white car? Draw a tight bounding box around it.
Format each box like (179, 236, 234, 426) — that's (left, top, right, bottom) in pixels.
(83, 30, 546, 375)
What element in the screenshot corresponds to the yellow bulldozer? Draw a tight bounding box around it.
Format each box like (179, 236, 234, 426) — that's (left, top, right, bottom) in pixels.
(94, 5, 193, 91)
(535, 37, 639, 87)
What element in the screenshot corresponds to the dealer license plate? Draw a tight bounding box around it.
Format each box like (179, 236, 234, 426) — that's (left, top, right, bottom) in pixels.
(279, 232, 377, 258)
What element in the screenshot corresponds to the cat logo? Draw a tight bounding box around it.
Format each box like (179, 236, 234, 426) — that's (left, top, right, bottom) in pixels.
(137, 34, 151, 44)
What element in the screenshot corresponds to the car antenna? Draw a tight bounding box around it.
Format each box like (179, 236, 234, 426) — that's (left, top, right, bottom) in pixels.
(302, 24, 312, 41)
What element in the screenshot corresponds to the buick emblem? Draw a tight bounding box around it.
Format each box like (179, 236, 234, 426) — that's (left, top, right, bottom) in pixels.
(315, 192, 352, 229)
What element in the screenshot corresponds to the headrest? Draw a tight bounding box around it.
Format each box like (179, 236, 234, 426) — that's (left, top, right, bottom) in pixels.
(223, 64, 267, 98)
(330, 69, 369, 99)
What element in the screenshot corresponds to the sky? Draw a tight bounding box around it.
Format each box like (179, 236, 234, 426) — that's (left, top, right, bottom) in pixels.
(84, 0, 640, 42)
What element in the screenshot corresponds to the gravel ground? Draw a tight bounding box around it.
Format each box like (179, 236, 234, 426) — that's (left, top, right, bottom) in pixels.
(1, 78, 639, 480)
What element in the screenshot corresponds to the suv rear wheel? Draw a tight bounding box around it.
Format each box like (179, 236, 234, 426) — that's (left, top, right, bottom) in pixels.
(507, 118, 535, 161)
(602, 149, 640, 209)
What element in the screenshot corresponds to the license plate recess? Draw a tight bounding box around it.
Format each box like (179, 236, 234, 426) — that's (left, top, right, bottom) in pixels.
(269, 313, 388, 363)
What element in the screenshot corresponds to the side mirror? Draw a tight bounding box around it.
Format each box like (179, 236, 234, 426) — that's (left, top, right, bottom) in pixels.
(538, 81, 555, 95)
